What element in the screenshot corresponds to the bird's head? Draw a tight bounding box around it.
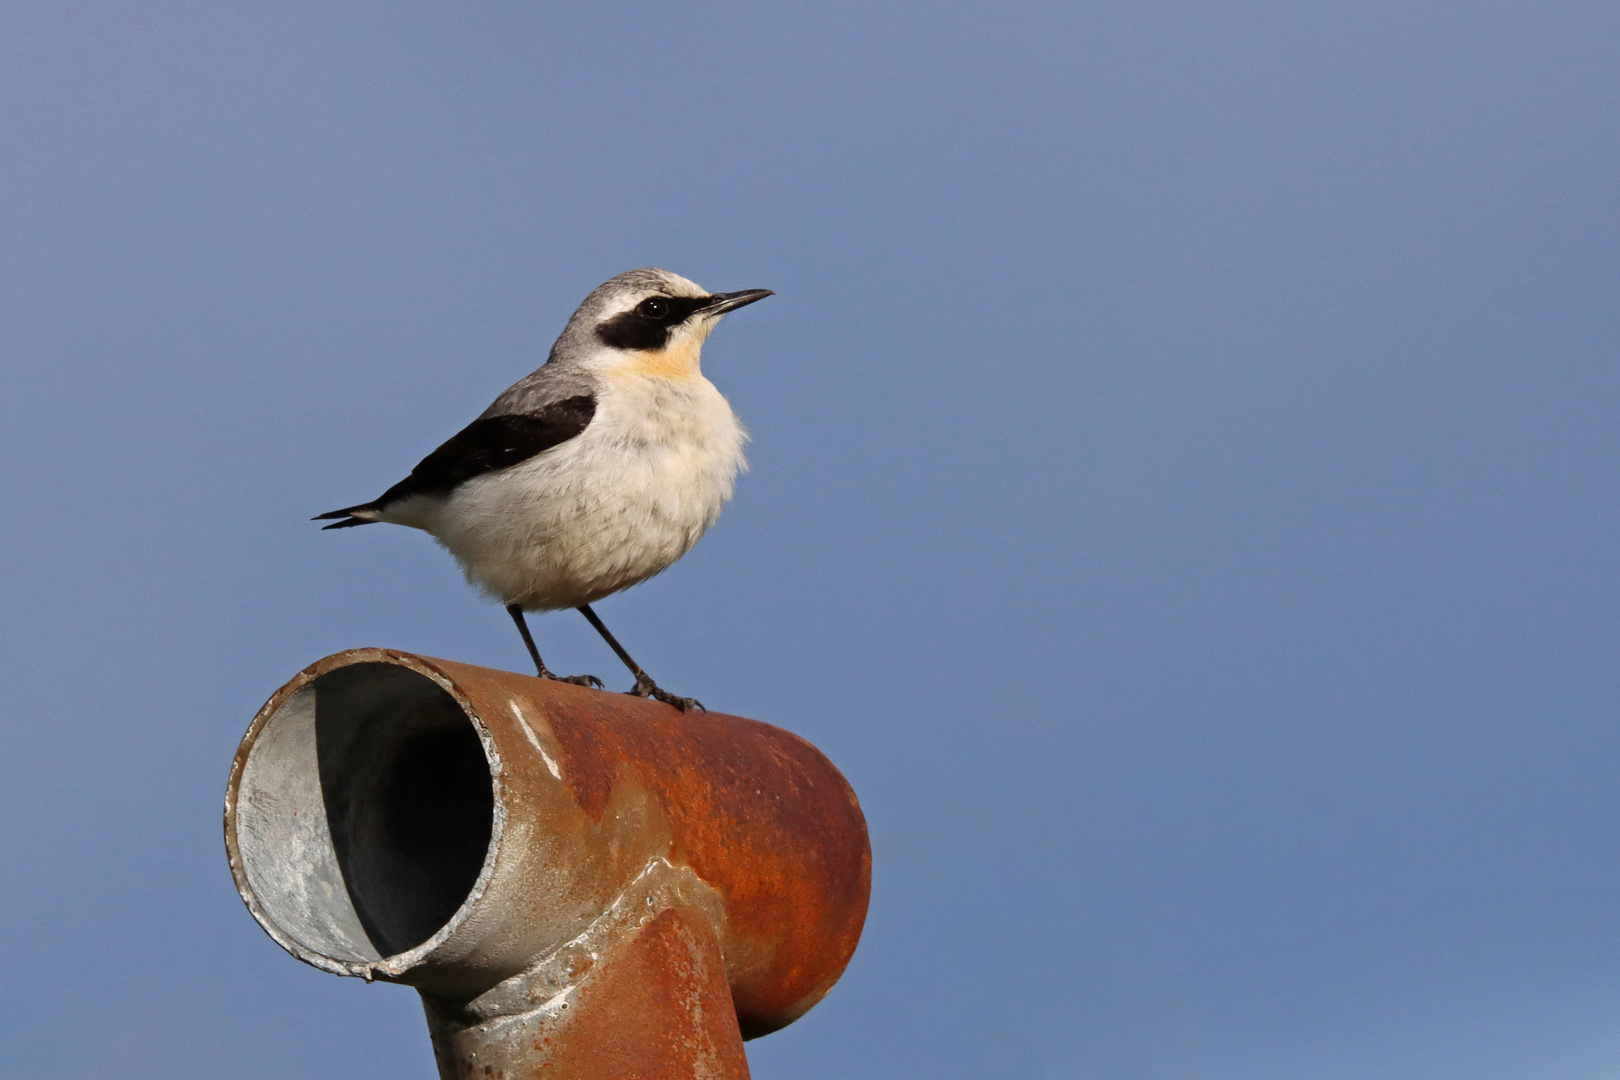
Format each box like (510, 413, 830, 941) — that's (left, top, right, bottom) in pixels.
(555, 267, 772, 380)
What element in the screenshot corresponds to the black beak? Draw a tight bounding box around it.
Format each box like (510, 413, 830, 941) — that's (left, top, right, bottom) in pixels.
(701, 289, 774, 316)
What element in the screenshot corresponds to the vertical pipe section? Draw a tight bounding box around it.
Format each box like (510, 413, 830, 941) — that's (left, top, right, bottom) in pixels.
(225, 649, 870, 1079)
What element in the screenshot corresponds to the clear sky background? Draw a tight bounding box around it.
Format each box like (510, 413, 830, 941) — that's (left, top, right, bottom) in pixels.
(1, 2, 1617, 1077)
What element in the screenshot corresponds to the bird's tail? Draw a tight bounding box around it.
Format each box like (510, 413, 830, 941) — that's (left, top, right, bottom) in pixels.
(312, 503, 381, 530)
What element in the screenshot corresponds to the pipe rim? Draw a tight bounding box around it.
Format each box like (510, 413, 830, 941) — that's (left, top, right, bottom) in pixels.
(223, 648, 508, 980)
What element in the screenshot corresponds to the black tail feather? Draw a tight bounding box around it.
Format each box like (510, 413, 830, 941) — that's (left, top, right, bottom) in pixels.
(313, 504, 379, 530)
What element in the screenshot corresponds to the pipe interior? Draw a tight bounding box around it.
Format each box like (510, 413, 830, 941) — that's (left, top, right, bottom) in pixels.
(235, 663, 495, 963)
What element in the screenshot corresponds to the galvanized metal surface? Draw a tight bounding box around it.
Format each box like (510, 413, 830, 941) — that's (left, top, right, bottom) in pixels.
(224, 649, 870, 1078)
(424, 906, 750, 1080)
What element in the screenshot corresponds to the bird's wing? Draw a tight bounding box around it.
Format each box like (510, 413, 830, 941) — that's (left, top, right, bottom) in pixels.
(314, 394, 597, 528)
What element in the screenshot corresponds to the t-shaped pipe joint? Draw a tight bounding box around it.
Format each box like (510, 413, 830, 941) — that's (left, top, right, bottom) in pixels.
(224, 649, 870, 1079)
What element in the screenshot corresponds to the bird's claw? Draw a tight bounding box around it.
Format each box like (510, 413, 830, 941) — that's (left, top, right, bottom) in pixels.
(538, 668, 604, 689)
(628, 673, 704, 713)
(560, 674, 606, 689)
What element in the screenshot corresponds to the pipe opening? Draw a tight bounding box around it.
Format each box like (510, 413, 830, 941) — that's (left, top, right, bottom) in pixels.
(235, 662, 495, 966)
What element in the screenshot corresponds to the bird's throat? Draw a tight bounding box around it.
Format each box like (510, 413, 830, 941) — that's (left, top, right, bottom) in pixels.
(619, 331, 706, 381)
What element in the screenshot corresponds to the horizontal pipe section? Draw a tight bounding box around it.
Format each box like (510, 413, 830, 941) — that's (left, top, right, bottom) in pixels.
(225, 649, 870, 1077)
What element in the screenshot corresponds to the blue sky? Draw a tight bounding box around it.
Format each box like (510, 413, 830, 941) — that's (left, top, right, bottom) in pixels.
(1, 2, 1617, 1077)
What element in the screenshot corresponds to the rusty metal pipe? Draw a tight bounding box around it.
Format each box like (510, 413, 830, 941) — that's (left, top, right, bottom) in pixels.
(224, 649, 870, 1079)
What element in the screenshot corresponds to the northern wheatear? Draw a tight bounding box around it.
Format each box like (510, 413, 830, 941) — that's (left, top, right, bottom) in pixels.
(316, 267, 772, 711)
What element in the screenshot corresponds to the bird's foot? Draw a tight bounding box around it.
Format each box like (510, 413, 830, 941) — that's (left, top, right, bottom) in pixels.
(537, 667, 604, 689)
(628, 672, 704, 713)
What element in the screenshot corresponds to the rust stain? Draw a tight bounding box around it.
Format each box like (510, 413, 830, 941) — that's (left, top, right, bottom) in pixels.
(537, 907, 748, 1079)
(425, 657, 872, 1036)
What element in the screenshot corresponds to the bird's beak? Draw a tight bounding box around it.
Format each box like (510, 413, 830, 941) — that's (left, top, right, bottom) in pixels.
(701, 289, 774, 316)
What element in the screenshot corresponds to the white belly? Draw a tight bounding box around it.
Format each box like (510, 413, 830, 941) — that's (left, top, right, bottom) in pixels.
(418, 376, 747, 610)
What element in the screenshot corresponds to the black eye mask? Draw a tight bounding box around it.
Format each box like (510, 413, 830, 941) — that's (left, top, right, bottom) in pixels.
(596, 295, 715, 350)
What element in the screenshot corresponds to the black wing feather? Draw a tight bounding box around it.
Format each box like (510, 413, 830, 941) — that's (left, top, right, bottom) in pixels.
(314, 395, 596, 527)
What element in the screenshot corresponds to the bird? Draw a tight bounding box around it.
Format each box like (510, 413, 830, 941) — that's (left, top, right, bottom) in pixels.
(314, 267, 772, 712)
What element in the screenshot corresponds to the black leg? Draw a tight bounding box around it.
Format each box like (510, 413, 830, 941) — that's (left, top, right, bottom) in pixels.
(507, 604, 602, 689)
(575, 604, 703, 712)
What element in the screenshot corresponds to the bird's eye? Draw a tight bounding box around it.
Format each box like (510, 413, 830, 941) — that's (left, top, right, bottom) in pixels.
(639, 297, 671, 319)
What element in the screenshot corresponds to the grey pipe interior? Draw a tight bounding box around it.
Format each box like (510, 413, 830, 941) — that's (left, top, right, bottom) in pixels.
(235, 663, 495, 964)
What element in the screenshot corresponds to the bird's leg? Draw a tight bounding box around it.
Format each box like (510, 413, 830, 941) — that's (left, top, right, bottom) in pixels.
(575, 604, 704, 712)
(507, 605, 603, 688)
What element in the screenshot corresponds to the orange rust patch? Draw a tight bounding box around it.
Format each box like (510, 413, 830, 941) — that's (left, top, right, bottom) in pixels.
(535, 690, 871, 1033)
(538, 908, 749, 1078)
